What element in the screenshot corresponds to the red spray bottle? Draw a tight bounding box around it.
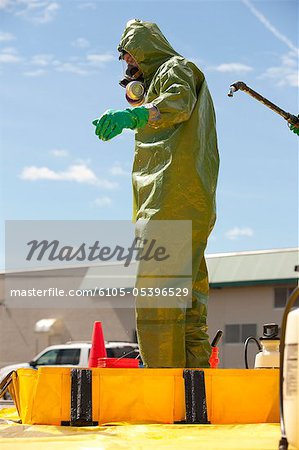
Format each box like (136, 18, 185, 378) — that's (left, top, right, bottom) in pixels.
(209, 330, 223, 369)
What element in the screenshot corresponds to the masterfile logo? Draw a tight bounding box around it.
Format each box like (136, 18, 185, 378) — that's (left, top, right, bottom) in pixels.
(25, 237, 170, 267)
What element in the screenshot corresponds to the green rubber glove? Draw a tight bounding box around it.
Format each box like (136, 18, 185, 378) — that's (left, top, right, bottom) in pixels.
(290, 123, 299, 136)
(92, 107, 149, 141)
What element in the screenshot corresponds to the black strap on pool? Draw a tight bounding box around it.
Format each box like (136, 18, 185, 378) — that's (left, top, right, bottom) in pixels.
(68, 368, 97, 426)
(183, 369, 209, 424)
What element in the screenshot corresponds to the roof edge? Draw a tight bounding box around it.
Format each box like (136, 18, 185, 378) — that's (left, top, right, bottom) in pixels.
(207, 247, 298, 259)
(210, 278, 299, 289)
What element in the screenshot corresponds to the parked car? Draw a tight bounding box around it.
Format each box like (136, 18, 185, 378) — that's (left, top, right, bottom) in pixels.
(0, 341, 140, 399)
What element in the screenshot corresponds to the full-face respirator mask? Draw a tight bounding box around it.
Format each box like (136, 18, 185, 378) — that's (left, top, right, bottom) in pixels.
(119, 49, 146, 107)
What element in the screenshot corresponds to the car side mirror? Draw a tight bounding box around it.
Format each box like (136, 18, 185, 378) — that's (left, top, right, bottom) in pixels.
(29, 360, 37, 367)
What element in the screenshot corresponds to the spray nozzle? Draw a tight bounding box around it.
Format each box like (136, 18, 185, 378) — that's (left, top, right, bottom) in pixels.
(261, 323, 279, 340)
(227, 81, 247, 97)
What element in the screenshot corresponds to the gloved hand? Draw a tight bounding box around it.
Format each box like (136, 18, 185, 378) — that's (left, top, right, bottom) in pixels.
(290, 123, 299, 136)
(92, 106, 149, 141)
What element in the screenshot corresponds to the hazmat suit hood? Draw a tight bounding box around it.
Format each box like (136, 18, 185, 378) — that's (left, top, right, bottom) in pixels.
(118, 19, 180, 82)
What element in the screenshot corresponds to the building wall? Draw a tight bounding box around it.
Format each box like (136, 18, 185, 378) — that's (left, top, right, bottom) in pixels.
(0, 270, 137, 366)
(207, 284, 295, 368)
(0, 271, 297, 368)
(0, 269, 138, 367)
(0, 304, 136, 367)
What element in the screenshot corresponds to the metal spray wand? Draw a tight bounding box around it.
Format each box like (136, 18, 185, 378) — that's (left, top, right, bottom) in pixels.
(228, 81, 299, 126)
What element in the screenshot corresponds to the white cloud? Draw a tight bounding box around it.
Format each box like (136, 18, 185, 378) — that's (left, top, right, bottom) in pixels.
(31, 53, 54, 66)
(86, 53, 115, 65)
(77, 2, 96, 10)
(1, 46, 17, 53)
(0, 31, 15, 41)
(212, 63, 253, 73)
(0, 47, 22, 63)
(72, 37, 90, 49)
(225, 227, 254, 240)
(20, 164, 118, 189)
(0, 0, 11, 8)
(16, 1, 60, 24)
(51, 53, 115, 76)
(21, 49, 115, 78)
(25, 54, 88, 76)
(281, 53, 297, 68)
(109, 163, 130, 176)
(93, 196, 112, 207)
(24, 68, 46, 76)
(243, 0, 299, 55)
(23, 53, 58, 75)
(41, 1, 59, 21)
(260, 51, 299, 88)
(55, 62, 88, 76)
(50, 149, 69, 157)
(0, 53, 20, 63)
(21, 166, 61, 181)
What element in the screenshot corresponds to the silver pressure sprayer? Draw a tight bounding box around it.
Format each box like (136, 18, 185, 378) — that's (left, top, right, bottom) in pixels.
(228, 81, 299, 127)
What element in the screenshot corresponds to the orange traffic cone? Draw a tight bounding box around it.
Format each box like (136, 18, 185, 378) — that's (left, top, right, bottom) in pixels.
(88, 321, 107, 368)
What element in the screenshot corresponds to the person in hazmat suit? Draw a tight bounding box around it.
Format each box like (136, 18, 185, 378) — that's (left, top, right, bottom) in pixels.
(92, 19, 219, 368)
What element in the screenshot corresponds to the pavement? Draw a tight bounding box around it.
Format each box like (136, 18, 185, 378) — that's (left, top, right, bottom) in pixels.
(0, 400, 14, 411)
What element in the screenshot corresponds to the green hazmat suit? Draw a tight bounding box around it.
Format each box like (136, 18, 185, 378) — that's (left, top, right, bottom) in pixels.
(119, 20, 219, 368)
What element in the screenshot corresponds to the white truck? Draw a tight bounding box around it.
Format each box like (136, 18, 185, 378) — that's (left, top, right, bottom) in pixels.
(0, 341, 140, 399)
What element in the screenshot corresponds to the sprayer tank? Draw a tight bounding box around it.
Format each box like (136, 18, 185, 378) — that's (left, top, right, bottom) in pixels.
(283, 307, 299, 449)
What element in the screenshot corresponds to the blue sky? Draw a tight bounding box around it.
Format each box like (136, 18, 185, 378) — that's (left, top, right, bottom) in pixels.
(0, 0, 298, 268)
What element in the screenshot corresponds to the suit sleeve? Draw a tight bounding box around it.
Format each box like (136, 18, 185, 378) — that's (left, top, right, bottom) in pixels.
(148, 62, 202, 129)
